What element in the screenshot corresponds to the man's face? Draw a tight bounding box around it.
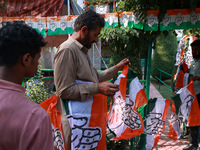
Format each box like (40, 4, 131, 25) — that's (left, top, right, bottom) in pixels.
(25, 50, 41, 78)
(192, 46, 200, 59)
(82, 26, 101, 49)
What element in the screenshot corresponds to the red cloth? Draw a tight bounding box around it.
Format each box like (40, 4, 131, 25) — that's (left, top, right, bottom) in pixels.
(0, 0, 64, 17)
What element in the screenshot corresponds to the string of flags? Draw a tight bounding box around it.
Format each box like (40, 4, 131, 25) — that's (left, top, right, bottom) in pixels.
(2, 8, 200, 36)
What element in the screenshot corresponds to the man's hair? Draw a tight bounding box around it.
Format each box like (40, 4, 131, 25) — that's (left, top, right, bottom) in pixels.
(74, 9, 105, 32)
(191, 39, 200, 47)
(0, 21, 46, 66)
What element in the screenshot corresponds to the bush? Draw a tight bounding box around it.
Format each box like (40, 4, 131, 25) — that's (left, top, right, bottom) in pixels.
(100, 26, 149, 79)
(151, 31, 178, 80)
(24, 69, 55, 104)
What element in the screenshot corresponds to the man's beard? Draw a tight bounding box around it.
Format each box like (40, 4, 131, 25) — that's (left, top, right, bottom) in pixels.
(82, 34, 92, 49)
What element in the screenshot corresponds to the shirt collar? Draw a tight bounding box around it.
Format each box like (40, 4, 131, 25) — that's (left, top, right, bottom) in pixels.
(69, 36, 89, 54)
(0, 79, 26, 93)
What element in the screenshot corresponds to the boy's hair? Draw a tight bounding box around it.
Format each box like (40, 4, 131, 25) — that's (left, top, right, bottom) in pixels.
(191, 39, 200, 47)
(73, 9, 105, 32)
(0, 21, 46, 66)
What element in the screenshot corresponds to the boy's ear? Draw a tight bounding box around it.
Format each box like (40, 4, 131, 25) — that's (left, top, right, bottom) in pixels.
(21, 53, 32, 66)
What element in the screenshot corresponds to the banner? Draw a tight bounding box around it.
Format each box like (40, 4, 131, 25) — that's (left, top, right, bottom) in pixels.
(175, 35, 196, 66)
(40, 95, 65, 150)
(172, 81, 200, 127)
(173, 60, 191, 94)
(139, 98, 171, 150)
(107, 66, 148, 140)
(47, 16, 77, 35)
(2, 8, 200, 35)
(167, 101, 181, 140)
(65, 80, 107, 150)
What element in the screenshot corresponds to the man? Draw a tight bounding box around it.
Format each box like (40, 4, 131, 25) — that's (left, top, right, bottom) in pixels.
(183, 40, 200, 150)
(0, 21, 54, 150)
(54, 10, 130, 149)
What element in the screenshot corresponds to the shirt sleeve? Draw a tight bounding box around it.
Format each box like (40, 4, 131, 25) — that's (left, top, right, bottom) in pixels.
(97, 66, 118, 82)
(54, 48, 99, 101)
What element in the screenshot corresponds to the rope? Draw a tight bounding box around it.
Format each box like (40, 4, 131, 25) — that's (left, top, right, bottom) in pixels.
(94, 43, 108, 69)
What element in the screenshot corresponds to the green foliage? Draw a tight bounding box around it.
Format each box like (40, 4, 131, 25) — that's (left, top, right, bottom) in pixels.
(24, 69, 55, 104)
(151, 31, 178, 80)
(183, 28, 200, 37)
(100, 26, 150, 79)
(115, 0, 200, 23)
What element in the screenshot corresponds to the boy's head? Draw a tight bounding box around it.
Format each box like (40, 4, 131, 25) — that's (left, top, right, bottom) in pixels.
(0, 21, 46, 77)
(191, 39, 200, 59)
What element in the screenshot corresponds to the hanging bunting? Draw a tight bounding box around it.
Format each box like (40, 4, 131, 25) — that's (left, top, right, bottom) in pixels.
(103, 13, 119, 28)
(24, 17, 47, 37)
(144, 10, 159, 31)
(47, 15, 77, 36)
(175, 35, 196, 67)
(172, 80, 200, 127)
(167, 101, 181, 140)
(2, 8, 200, 35)
(107, 66, 148, 141)
(138, 98, 171, 150)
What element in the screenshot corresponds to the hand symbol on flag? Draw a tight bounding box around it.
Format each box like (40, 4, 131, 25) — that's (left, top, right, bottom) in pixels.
(68, 116, 102, 150)
(108, 95, 142, 138)
(51, 124, 64, 150)
(179, 94, 194, 119)
(122, 99, 141, 129)
(145, 112, 165, 135)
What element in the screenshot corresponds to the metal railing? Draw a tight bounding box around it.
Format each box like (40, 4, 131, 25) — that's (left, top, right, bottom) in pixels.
(154, 68, 173, 91)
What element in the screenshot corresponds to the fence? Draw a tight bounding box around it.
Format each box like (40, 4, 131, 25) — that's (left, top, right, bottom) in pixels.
(154, 68, 173, 91)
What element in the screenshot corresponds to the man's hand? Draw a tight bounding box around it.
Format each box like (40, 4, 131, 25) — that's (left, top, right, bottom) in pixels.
(116, 58, 131, 71)
(98, 81, 119, 97)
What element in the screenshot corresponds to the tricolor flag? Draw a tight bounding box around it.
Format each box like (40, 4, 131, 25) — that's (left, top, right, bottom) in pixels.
(173, 60, 191, 94)
(107, 65, 148, 140)
(64, 80, 107, 150)
(167, 101, 181, 140)
(47, 16, 77, 36)
(172, 81, 200, 127)
(175, 35, 196, 67)
(169, 60, 192, 140)
(40, 95, 65, 150)
(139, 98, 171, 150)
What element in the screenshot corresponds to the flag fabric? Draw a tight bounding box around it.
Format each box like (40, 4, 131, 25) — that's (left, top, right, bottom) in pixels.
(173, 60, 191, 94)
(169, 60, 192, 140)
(167, 101, 181, 140)
(2, 17, 47, 37)
(139, 98, 171, 150)
(47, 16, 77, 35)
(172, 81, 200, 127)
(63, 80, 107, 150)
(175, 35, 196, 67)
(40, 95, 65, 150)
(107, 65, 148, 141)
